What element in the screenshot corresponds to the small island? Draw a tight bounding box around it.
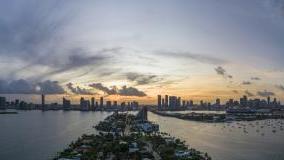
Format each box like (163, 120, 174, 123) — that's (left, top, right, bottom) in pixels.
(54, 108, 211, 160)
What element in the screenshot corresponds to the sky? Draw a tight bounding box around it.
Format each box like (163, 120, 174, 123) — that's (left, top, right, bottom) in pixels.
(0, 0, 284, 104)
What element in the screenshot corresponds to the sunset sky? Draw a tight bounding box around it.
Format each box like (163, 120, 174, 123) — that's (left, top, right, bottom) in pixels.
(1, 0, 284, 104)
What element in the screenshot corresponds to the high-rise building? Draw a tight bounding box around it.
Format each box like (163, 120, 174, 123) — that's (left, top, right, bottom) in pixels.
(189, 100, 194, 106)
(177, 97, 181, 107)
(0, 97, 6, 109)
(100, 97, 104, 108)
(182, 100, 186, 107)
(106, 101, 112, 108)
(63, 97, 71, 109)
(91, 97, 95, 109)
(113, 101, 118, 107)
(216, 98, 221, 106)
(267, 96, 271, 105)
(162, 98, 165, 107)
(157, 95, 162, 109)
(165, 95, 168, 108)
(41, 94, 45, 109)
(80, 97, 89, 111)
(169, 96, 177, 108)
(200, 100, 204, 106)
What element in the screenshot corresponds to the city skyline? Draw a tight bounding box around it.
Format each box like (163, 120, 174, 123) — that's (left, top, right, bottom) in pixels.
(1, 0, 284, 104)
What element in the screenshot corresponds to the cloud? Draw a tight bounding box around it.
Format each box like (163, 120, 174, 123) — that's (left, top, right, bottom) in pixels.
(89, 83, 117, 95)
(232, 90, 239, 94)
(275, 84, 284, 91)
(0, 79, 64, 94)
(156, 51, 228, 65)
(242, 81, 252, 85)
(215, 66, 233, 79)
(0, 0, 68, 58)
(251, 77, 261, 80)
(126, 72, 160, 85)
(0, 1, 117, 81)
(257, 90, 275, 97)
(245, 90, 254, 97)
(66, 83, 94, 95)
(43, 48, 110, 76)
(37, 80, 65, 94)
(119, 86, 147, 97)
(89, 83, 147, 97)
(267, 0, 284, 17)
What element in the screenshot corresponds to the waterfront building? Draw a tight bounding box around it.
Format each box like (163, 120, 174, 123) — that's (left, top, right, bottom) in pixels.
(169, 96, 177, 108)
(0, 97, 6, 109)
(106, 101, 112, 108)
(177, 97, 181, 107)
(91, 97, 95, 109)
(216, 98, 221, 106)
(189, 100, 193, 106)
(100, 97, 104, 108)
(157, 95, 162, 109)
(41, 94, 45, 109)
(80, 97, 90, 111)
(165, 95, 169, 108)
(63, 97, 71, 109)
(182, 100, 186, 107)
(113, 101, 118, 107)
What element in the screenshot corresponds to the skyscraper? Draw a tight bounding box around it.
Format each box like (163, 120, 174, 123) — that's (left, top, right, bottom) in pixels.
(106, 101, 112, 108)
(216, 98, 221, 106)
(113, 101, 118, 107)
(41, 94, 45, 109)
(100, 97, 104, 108)
(0, 97, 6, 109)
(91, 97, 95, 109)
(157, 95, 162, 109)
(165, 95, 168, 108)
(63, 97, 71, 109)
(177, 97, 181, 107)
(169, 96, 177, 108)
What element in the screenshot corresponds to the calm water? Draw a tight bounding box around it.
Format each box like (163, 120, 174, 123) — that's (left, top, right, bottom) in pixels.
(0, 110, 112, 160)
(0, 111, 284, 160)
(148, 112, 284, 160)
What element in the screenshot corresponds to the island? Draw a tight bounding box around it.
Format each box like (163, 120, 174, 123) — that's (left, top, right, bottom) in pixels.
(54, 108, 211, 160)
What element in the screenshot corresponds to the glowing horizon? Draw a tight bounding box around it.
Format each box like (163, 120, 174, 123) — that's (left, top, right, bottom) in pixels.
(1, 0, 284, 104)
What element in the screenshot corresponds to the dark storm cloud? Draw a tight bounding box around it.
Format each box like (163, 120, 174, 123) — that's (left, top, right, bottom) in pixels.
(215, 66, 233, 79)
(66, 83, 94, 95)
(257, 90, 275, 97)
(0, 79, 64, 94)
(89, 83, 147, 97)
(275, 84, 284, 91)
(126, 72, 160, 85)
(242, 81, 252, 85)
(245, 90, 254, 97)
(156, 51, 228, 65)
(251, 77, 261, 80)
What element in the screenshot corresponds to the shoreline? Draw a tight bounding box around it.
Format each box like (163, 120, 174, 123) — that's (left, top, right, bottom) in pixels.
(151, 110, 284, 123)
